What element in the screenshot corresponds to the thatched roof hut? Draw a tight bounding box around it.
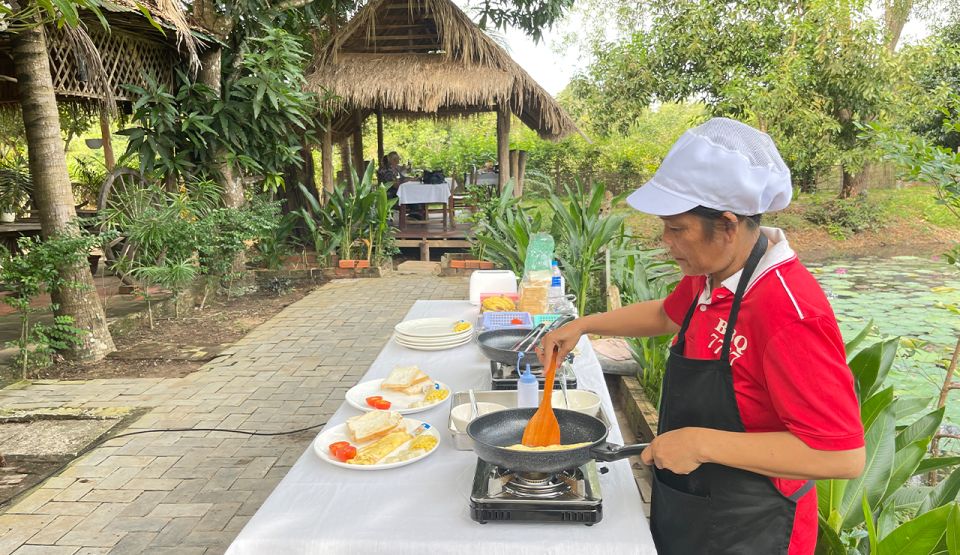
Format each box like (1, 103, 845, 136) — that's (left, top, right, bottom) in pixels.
(305, 0, 580, 193)
(0, 0, 213, 107)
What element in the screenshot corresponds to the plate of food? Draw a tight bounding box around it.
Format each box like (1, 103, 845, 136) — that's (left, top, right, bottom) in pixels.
(345, 366, 451, 414)
(313, 411, 441, 470)
(394, 318, 472, 338)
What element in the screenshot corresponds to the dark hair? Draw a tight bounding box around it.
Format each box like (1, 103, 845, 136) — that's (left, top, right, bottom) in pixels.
(688, 206, 761, 240)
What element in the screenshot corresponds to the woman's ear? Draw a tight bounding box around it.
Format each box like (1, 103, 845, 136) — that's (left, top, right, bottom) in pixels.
(722, 212, 740, 242)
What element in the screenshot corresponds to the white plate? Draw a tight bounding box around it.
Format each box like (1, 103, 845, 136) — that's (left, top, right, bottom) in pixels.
(394, 335, 472, 351)
(312, 419, 440, 470)
(345, 379, 451, 414)
(394, 318, 471, 338)
(393, 329, 473, 345)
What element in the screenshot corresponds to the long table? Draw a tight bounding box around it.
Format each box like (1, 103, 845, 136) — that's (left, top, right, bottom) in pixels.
(227, 301, 656, 554)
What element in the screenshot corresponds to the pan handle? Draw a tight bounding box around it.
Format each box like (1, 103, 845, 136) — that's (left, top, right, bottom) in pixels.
(590, 442, 650, 462)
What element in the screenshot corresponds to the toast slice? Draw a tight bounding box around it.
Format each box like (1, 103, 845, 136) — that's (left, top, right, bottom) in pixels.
(398, 380, 435, 396)
(382, 366, 430, 392)
(346, 410, 404, 443)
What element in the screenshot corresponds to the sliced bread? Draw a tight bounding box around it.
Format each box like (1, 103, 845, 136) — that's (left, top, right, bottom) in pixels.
(346, 410, 404, 443)
(382, 366, 430, 392)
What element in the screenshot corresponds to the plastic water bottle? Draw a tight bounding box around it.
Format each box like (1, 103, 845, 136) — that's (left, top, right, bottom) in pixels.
(548, 260, 565, 307)
(517, 364, 539, 408)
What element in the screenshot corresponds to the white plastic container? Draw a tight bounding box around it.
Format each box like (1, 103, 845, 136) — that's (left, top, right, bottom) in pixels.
(516, 365, 539, 409)
(469, 270, 518, 305)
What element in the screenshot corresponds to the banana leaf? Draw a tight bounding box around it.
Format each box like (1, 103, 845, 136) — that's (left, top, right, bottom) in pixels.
(877, 503, 953, 554)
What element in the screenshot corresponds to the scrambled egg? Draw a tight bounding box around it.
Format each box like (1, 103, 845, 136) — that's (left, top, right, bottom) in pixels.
(505, 442, 592, 452)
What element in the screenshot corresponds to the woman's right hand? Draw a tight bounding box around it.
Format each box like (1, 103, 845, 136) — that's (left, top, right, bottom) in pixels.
(537, 321, 584, 365)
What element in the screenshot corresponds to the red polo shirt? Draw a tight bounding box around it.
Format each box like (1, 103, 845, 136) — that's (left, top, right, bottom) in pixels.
(661, 228, 864, 555)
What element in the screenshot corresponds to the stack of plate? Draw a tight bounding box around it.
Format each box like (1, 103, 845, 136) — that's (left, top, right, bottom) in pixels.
(394, 317, 473, 351)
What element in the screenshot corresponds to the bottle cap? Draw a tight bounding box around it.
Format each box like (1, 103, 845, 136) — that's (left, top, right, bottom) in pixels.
(520, 364, 537, 384)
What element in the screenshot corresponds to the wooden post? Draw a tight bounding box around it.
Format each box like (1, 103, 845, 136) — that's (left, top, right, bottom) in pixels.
(99, 109, 115, 171)
(352, 112, 365, 182)
(339, 139, 351, 189)
(496, 105, 511, 194)
(376, 107, 385, 168)
(510, 149, 520, 198)
(321, 118, 334, 197)
(517, 150, 529, 198)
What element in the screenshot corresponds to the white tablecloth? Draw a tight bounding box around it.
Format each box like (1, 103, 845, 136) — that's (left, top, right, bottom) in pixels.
(398, 179, 453, 205)
(227, 301, 656, 555)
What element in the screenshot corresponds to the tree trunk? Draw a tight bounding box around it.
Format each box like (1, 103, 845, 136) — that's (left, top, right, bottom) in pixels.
(12, 22, 115, 361)
(883, 0, 913, 53)
(839, 167, 866, 199)
(199, 47, 245, 274)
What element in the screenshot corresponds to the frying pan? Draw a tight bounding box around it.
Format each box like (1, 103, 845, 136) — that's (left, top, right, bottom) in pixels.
(466, 407, 649, 474)
(476, 328, 544, 367)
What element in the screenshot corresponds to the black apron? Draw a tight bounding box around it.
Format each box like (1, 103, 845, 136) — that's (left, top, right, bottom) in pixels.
(650, 234, 814, 554)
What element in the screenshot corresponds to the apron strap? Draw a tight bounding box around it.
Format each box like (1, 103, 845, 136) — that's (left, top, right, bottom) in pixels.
(787, 480, 815, 502)
(720, 233, 768, 361)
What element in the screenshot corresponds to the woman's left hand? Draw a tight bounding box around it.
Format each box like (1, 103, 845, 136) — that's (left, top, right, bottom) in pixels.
(640, 428, 708, 475)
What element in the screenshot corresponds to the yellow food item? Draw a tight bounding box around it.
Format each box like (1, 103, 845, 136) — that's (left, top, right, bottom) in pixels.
(505, 442, 592, 452)
(347, 430, 413, 465)
(482, 296, 517, 312)
(453, 321, 473, 332)
(409, 435, 439, 452)
(424, 388, 449, 403)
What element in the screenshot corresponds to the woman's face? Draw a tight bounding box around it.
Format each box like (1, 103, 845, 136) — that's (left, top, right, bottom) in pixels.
(660, 213, 735, 276)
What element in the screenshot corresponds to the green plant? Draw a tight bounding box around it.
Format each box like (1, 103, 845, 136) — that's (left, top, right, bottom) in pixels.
(803, 192, 884, 240)
(0, 151, 32, 214)
(121, 27, 318, 192)
(69, 155, 106, 208)
(547, 180, 626, 316)
(254, 212, 299, 270)
(195, 198, 281, 303)
(471, 181, 544, 276)
(611, 246, 681, 405)
(816, 323, 960, 554)
(319, 164, 383, 262)
(868, 111, 960, 266)
(101, 180, 224, 324)
(0, 229, 103, 377)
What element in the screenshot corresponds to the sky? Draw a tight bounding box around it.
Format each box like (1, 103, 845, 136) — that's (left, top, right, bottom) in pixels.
(499, 7, 935, 97)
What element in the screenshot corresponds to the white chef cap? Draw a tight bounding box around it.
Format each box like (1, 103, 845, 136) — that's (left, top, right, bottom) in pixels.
(626, 117, 792, 216)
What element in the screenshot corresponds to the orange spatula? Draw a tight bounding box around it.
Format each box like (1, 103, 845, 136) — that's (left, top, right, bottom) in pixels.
(521, 346, 561, 447)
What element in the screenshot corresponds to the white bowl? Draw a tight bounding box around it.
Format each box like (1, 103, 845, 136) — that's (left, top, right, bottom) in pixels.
(550, 390, 602, 417)
(451, 402, 507, 431)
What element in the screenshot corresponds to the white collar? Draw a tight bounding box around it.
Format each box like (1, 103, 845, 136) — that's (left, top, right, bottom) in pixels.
(699, 227, 796, 304)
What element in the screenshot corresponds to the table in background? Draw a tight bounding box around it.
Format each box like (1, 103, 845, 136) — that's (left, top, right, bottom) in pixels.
(226, 300, 656, 555)
(397, 179, 454, 230)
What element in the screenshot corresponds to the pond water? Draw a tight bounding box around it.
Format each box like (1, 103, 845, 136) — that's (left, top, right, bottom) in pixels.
(807, 256, 960, 429)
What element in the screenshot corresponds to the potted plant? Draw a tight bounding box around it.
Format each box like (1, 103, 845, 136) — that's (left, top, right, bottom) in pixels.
(0, 152, 32, 222)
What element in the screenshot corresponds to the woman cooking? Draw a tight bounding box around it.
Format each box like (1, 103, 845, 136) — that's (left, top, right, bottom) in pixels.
(539, 118, 865, 554)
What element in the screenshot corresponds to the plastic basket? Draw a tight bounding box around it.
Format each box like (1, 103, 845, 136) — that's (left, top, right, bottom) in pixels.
(533, 314, 564, 327)
(481, 311, 533, 330)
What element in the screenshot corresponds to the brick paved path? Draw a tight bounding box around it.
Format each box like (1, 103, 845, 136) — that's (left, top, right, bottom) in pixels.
(0, 276, 467, 555)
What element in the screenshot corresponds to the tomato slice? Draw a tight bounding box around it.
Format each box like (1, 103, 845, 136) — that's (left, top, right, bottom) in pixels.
(365, 395, 383, 407)
(335, 445, 357, 461)
(510, 318, 523, 325)
(372, 399, 392, 410)
(328, 441, 349, 456)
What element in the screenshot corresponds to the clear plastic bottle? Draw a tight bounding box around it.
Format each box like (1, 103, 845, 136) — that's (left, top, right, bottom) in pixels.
(548, 260, 565, 312)
(517, 364, 539, 408)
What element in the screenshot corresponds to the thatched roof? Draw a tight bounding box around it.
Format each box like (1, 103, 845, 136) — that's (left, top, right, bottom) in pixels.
(0, 0, 213, 106)
(305, 0, 579, 141)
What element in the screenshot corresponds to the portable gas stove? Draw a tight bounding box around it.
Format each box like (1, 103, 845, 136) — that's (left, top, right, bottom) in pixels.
(469, 459, 603, 525)
(489, 360, 578, 390)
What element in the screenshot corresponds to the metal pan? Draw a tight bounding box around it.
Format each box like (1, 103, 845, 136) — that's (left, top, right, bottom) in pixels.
(476, 328, 544, 367)
(465, 407, 648, 474)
